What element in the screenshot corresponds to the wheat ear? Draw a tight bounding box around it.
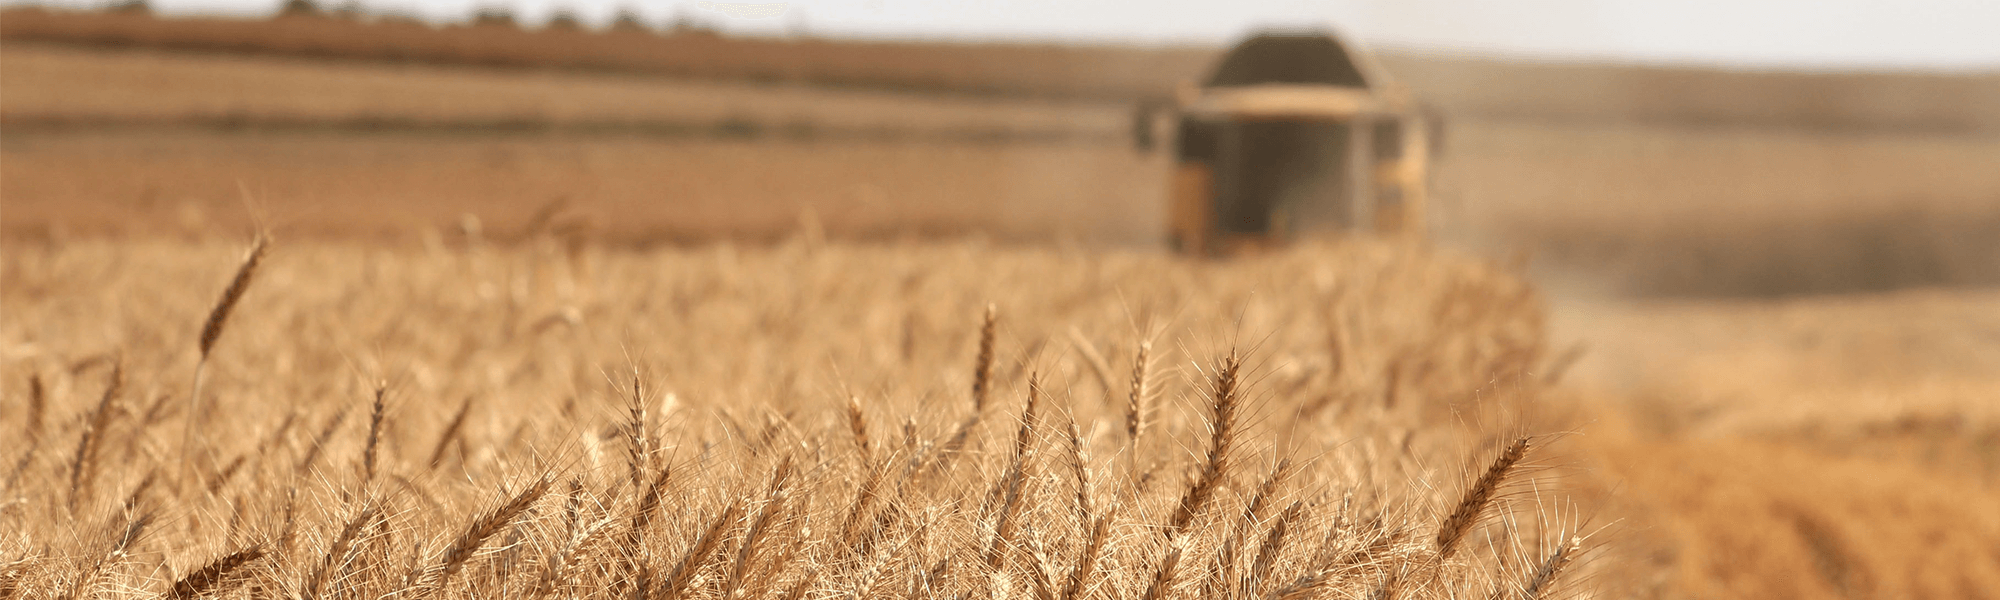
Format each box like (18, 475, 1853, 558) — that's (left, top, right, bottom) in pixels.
(846, 394, 871, 459)
(922, 305, 1001, 481)
(185, 236, 267, 465)
(1123, 340, 1153, 488)
(1066, 327, 1116, 402)
(362, 385, 386, 484)
(161, 544, 264, 600)
(617, 465, 672, 592)
(1138, 540, 1184, 600)
(983, 374, 1042, 570)
(1516, 536, 1582, 599)
(660, 500, 745, 600)
(973, 303, 998, 413)
(68, 363, 122, 514)
(1061, 512, 1113, 600)
(1435, 436, 1531, 560)
(623, 371, 651, 493)
(722, 456, 796, 598)
(24, 373, 45, 445)
(428, 396, 473, 470)
(419, 476, 553, 596)
(304, 503, 379, 600)
(63, 511, 152, 600)
(1248, 501, 1306, 596)
(1167, 351, 1242, 537)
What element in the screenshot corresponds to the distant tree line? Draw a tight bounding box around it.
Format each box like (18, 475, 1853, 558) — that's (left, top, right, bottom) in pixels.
(77, 0, 722, 34)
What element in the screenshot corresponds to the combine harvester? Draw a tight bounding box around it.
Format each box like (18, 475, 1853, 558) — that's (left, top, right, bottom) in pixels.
(1148, 31, 1442, 254)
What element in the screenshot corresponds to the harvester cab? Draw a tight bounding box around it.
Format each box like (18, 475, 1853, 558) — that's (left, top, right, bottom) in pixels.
(1148, 31, 1440, 255)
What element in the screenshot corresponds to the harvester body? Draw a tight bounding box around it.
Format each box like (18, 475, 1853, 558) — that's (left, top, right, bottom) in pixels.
(1164, 31, 1436, 254)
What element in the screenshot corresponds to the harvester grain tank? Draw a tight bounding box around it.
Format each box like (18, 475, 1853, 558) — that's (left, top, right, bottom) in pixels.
(1156, 31, 1439, 253)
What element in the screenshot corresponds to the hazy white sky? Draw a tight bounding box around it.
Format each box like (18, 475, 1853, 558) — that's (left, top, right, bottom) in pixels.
(16, 0, 2000, 71)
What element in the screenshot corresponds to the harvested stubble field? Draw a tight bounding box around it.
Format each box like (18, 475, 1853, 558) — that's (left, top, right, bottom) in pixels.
(10, 43, 2000, 293)
(3, 237, 1598, 598)
(0, 42, 1159, 245)
(0, 43, 1129, 135)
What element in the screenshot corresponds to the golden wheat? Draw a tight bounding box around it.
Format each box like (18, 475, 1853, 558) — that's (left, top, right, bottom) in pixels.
(0, 237, 1583, 598)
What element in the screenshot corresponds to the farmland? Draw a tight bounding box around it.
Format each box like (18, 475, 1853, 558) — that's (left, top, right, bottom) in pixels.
(4, 10, 2000, 599)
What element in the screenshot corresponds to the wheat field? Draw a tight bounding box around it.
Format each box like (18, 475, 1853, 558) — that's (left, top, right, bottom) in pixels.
(9, 15, 2000, 599)
(0, 235, 1593, 599)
